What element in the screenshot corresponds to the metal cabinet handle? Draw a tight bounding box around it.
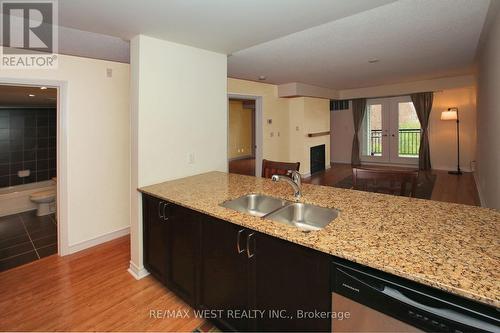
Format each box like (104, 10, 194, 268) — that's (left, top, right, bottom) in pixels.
(246, 232, 255, 258)
(158, 201, 164, 219)
(236, 229, 245, 254)
(163, 202, 170, 221)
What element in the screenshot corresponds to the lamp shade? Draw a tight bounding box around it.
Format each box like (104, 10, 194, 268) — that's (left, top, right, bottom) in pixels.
(441, 109, 458, 121)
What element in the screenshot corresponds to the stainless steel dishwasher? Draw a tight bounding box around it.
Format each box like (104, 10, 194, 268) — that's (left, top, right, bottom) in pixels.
(331, 259, 500, 333)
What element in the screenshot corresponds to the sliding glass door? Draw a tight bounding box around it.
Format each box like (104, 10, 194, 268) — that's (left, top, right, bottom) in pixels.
(361, 96, 420, 165)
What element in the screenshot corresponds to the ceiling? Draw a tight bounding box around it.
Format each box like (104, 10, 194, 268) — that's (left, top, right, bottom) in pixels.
(0, 85, 57, 107)
(52, 0, 491, 90)
(58, 0, 395, 54)
(228, 0, 491, 89)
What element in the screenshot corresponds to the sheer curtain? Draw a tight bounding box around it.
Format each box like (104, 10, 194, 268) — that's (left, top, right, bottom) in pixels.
(410, 92, 433, 170)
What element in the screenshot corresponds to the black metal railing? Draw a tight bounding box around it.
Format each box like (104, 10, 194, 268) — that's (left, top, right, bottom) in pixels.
(370, 130, 383, 155)
(370, 129, 420, 156)
(399, 128, 421, 156)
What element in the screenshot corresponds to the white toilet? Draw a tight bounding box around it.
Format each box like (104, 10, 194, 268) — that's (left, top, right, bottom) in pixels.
(30, 189, 56, 216)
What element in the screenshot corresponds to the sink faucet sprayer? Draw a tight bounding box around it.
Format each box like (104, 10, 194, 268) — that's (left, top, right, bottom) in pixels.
(271, 170, 302, 198)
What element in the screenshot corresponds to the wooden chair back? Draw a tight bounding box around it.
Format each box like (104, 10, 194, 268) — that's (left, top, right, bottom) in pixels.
(261, 159, 300, 179)
(352, 168, 419, 197)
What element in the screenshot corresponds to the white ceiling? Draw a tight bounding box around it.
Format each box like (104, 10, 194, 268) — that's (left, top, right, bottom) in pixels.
(228, 0, 491, 89)
(58, 0, 395, 54)
(54, 0, 491, 90)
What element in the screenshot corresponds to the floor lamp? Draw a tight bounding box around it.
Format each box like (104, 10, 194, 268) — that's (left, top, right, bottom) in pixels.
(441, 107, 462, 175)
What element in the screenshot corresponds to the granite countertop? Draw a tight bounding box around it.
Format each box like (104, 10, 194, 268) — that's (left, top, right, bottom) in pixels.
(139, 171, 500, 308)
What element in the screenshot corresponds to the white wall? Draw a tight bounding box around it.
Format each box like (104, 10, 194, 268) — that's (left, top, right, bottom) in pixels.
(476, 6, 500, 210)
(228, 78, 290, 162)
(0, 54, 130, 251)
(430, 87, 477, 172)
(289, 97, 330, 175)
(330, 85, 477, 172)
(340, 75, 475, 99)
(129, 35, 227, 277)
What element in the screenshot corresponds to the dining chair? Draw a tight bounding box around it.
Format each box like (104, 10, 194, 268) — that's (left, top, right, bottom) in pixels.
(261, 159, 300, 179)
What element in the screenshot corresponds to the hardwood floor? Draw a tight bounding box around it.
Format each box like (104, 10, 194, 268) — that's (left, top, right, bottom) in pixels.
(0, 164, 481, 332)
(303, 163, 481, 206)
(0, 236, 203, 332)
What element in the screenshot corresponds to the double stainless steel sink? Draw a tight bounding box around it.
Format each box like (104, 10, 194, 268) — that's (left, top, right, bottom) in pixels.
(220, 194, 339, 231)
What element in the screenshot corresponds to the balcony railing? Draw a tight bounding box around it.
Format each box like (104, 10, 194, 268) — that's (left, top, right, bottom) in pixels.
(370, 129, 421, 156)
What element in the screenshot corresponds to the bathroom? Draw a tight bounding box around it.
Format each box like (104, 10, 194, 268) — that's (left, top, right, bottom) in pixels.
(0, 84, 58, 272)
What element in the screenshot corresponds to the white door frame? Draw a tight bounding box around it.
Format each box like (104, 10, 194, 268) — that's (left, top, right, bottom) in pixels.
(0, 77, 69, 256)
(227, 94, 263, 177)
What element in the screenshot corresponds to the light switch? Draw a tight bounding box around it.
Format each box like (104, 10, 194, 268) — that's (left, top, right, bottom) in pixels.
(188, 153, 195, 164)
(270, 132, 274, 137)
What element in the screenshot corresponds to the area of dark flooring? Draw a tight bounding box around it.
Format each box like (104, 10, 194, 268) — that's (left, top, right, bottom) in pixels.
(0, 211, 57, 272)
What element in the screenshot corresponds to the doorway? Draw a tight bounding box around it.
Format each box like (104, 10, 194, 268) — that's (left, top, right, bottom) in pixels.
(360, 96, 420, 165)
(0, 84, 58, 272)
(227, 95, 262, 177)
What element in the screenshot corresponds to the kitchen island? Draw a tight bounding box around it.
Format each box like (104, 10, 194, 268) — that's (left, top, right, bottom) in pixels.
(139, 171, 500, 331)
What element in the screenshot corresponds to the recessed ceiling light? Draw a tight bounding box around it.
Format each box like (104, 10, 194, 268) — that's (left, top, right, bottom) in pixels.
(368, 58, 380, 63)
(258, 75, 267, 81)
(40, 86, 47, 90)
(28, 94, 35, 97)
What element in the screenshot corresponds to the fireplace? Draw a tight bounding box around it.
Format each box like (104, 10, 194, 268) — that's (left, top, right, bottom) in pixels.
(310, 144, 326, 174)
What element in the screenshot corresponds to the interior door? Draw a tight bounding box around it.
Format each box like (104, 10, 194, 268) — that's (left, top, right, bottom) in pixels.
(360, 99, 390, 163)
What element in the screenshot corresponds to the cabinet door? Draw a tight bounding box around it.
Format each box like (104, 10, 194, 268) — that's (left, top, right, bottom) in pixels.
(142, 195, 169, 283)
(253, 232, 331, 332)
(200, 217, 251, 332)
(165, 203, 200, 306)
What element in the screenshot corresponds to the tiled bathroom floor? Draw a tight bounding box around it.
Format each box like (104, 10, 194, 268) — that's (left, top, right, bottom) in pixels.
(0, 211, 57, 272)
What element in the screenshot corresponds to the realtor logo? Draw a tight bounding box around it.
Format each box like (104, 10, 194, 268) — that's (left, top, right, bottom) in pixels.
(1, 0, 58, 69)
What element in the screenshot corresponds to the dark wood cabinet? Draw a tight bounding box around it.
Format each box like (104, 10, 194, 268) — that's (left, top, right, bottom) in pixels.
(253, 232, 331, 332)
(142, 194, 331, 332)
(142, 195, 200, 306)
(142, 195, 169, 283)
(199, 216, 252, 331)
(165, 203, 200, 306)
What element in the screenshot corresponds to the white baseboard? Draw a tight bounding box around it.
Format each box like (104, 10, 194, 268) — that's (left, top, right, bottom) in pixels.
(431, 166, 473, 172)
(473, 172, 486, 207)
(128, 261, 150, 280)
(66, 226, 130, 255)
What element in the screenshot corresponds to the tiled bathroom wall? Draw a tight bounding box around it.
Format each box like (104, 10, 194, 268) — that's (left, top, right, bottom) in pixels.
(0, 108, 57, 188)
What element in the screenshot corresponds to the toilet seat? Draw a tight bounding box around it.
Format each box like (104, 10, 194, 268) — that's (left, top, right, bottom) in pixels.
(30, 189, 57, 216)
